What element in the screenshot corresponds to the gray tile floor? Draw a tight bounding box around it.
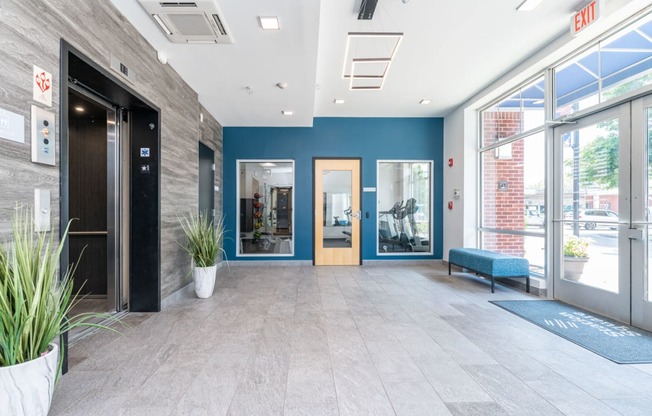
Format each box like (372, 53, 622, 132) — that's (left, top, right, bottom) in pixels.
(50, 264, 652, 415)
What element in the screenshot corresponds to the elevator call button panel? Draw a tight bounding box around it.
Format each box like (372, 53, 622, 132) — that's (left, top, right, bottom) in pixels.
(31, 105, 55, 166)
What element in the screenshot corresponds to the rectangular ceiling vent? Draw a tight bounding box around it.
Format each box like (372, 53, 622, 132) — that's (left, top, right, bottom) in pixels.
(138, 0, 234, 44)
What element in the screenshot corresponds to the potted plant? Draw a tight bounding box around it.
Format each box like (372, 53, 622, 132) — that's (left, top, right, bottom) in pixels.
(178, 211, 225, 298)
(0, 206, 117, 416)
(563, 235, 589, 281)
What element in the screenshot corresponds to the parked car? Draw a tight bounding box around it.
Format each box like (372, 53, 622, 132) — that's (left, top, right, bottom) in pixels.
(565, 209, 619, 230)
(524, 209, 544, 228)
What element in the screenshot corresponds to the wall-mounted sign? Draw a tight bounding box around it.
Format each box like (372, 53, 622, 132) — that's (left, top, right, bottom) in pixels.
(498, 180, 509, 191)
(33, 65, 52, 107)
(0, 107, 25, 143)
(571, 0, 600, 37)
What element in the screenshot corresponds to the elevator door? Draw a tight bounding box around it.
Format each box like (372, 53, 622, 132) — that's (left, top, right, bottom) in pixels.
(68, 88, 121, 312)
(199, 142, 215, 221)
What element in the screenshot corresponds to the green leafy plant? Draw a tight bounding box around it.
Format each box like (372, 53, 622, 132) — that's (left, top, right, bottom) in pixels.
(563, 236, 589, 258)
(0, 205, 117, 375)
(178, 211, 225, 267)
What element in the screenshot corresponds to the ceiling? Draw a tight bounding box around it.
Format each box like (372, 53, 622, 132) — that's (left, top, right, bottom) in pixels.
(109, 0, 578, 127)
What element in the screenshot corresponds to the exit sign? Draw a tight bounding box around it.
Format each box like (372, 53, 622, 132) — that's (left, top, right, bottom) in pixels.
(571, 0, 600, 36)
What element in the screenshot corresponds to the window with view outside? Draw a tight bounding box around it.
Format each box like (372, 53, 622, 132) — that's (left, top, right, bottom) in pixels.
(480, 77, 546, 274)
(482, 77, 545, 148)
(482, 132, 545, 271)
(555, 14, 652, 118)
(561, 118, 620, 292)
(377, 161, 432, 254)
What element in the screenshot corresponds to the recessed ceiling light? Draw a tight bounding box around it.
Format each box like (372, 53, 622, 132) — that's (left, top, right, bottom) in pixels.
(259, 162, 277, 167)
(516, 0, 543, 12)
(334, 99, 345, 104)
(420, 99, 432, 105)
(282, 110, 293, 116)
(74, 106, 85, 112)
(259, 16, 280, 30)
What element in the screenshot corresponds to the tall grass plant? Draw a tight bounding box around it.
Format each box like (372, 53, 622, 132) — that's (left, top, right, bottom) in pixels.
(0, 206, 116, 374)
(178, 211, 225, 267)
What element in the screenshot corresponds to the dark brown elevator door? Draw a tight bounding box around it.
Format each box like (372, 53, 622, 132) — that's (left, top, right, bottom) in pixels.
(68, 90, 108, 296)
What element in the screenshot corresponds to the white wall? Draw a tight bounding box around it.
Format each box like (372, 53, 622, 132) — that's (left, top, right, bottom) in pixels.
(442, 0, 652, 260)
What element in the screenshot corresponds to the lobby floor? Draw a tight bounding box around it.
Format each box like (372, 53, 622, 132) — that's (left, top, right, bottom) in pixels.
(51, 263, 652, 415)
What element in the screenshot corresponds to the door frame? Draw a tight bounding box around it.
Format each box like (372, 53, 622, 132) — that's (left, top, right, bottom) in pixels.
(61, 41, 161, 312)
(67, 84, 122, 312)
(553, 103, 631, 323)
(312, 157, 362, 265)
(630, 95, 652, 330)
(551, 97, 652, 332)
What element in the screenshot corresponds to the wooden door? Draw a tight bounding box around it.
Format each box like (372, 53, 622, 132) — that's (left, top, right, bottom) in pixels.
(314, 159, 361, 265)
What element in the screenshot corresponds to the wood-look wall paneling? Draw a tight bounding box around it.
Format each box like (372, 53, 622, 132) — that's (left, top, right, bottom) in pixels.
(0, 0, 224, 303)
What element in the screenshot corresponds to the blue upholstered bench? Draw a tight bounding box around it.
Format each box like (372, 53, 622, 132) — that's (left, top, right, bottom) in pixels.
(448, 248, 530, 293)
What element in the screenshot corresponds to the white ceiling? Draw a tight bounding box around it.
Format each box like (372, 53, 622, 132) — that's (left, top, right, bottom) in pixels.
(110, 0, 577, 127)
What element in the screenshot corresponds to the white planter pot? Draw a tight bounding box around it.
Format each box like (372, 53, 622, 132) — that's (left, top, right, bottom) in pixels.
(564, 256, 589, 281)
(0, 343, 59, 416)
(193, 265, 217, 298)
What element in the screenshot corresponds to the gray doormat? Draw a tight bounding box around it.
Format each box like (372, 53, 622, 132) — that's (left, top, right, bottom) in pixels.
(490, 300, 652, 364)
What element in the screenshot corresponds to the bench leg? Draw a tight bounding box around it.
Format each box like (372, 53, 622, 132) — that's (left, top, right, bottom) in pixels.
(526, 276, 530, 293)
(448, 262, 451, 275)
(491, 277, 495, 293)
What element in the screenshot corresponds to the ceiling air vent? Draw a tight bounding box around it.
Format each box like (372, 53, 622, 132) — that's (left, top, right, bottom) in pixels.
(138, 0, 234, 44)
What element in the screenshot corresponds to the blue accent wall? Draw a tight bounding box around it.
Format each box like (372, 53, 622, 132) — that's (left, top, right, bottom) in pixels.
(223, 117, 444, 261)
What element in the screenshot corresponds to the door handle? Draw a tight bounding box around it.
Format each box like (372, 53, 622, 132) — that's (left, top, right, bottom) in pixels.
(353, 210, 362, 220)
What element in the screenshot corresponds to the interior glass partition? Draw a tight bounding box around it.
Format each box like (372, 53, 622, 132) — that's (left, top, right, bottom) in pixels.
(377, 161, 432, 254)
(237, 160, 294, 256)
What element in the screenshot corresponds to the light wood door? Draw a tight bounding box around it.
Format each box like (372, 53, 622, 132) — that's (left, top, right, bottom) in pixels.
(314, 159, 361, 265)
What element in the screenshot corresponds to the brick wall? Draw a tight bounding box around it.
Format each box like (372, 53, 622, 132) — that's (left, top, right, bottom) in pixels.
(482, 111, 525, 256)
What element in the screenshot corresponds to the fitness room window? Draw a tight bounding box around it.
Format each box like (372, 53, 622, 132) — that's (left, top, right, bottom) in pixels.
(237, 160, 294, 256)
(480, 76, 546, 276)
(377, 160, 433, 254)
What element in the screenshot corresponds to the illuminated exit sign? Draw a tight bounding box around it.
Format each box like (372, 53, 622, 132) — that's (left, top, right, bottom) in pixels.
(571, 0, 600, 36)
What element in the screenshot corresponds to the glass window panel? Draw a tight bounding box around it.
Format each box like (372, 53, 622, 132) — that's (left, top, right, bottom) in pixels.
(377, 161, 432, 254)
(482, 132, 545, 233)
(322, 170, 352, 248)
(237, 160, 294, 256)
(481, 77, 545, 147)
(561, 228, 618, 293)
(561, 119, 620, 292)
(555, 14, 652, 117)
(482, 232, 543, 275)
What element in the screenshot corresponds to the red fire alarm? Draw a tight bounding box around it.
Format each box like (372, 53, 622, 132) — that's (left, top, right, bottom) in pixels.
(448, 201, 453, 210)
(448, 158, 454, 167)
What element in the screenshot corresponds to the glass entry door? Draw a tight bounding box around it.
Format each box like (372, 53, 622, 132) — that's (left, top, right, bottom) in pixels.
(553, 98, 652, 331)
(314, 159, 361, 265)
(631, 96, 652, 330)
